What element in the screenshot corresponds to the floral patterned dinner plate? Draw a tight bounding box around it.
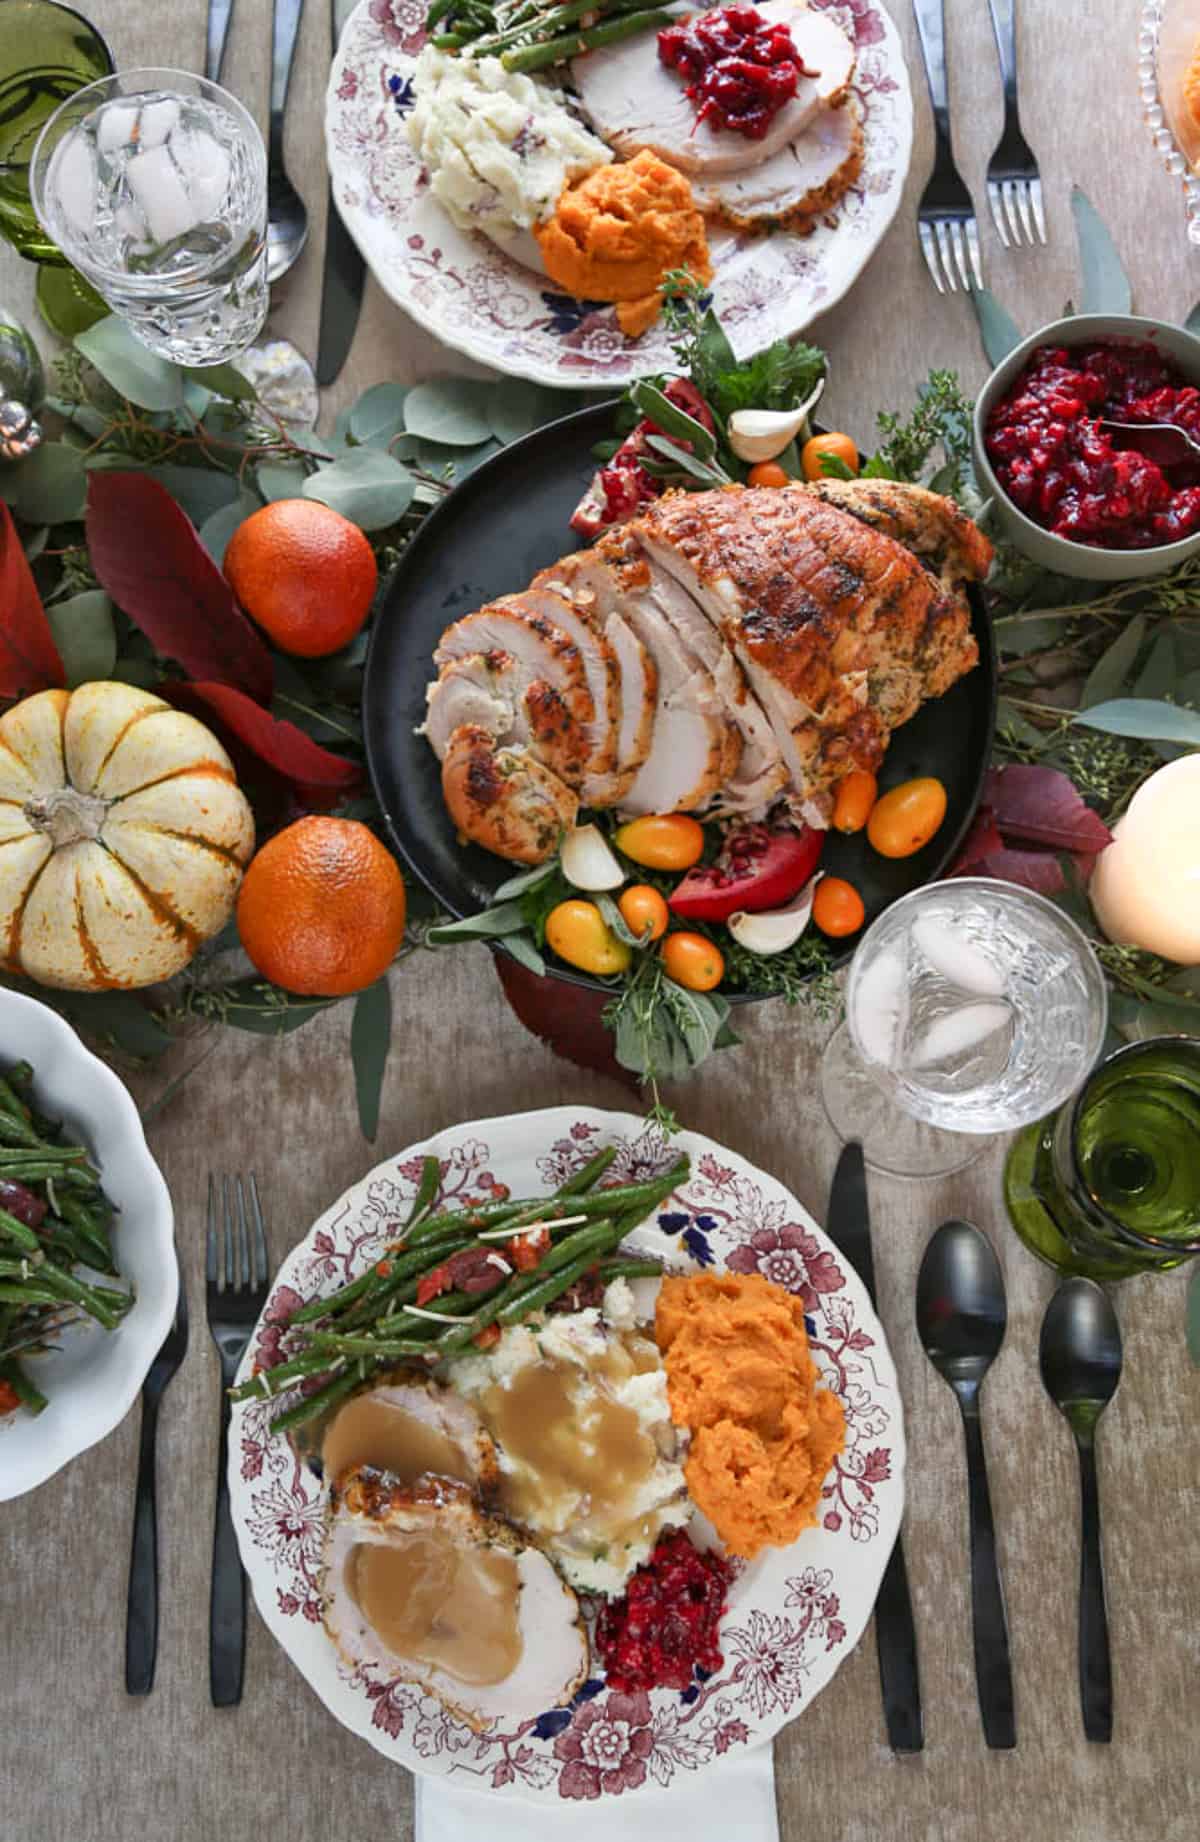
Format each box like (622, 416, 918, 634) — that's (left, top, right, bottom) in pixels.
(324, 1, 914, 385)
(229, 1107, 905, 1801)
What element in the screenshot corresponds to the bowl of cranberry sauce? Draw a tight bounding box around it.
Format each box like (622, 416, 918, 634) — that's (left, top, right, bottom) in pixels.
(973, 314, 1200, 580)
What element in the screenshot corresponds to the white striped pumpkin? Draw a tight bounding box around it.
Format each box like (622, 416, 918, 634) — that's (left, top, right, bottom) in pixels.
(0, 682, 254, 990)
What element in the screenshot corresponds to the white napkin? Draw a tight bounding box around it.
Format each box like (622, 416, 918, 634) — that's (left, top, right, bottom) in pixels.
(416, 1742, 778, 1842)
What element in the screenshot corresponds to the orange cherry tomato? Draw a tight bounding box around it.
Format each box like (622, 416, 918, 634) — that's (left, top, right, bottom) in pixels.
(832, 768, 878, 834)
(812, 877, 866, 938)
(614, 814, 706, 871)
(661, 931, 725, 992)
(801, 432, 861, 481)
(867, 777, 949, 859)
(748, 460, 790, 488)
(545, 900, 633, 976)
(618, 883, 669, 942)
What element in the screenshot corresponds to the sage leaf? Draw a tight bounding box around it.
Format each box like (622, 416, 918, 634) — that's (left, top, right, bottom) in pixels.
(403, 376, 495, 446)
(427, 901, 529, 942)
(147, 463, 244, 526)
(45, 589, 117, 686)
(492, 862, 557, 901)
(199, 490, 262, 566)
(302, 448, 415, 531)
(969, 286, 1023, 366)
(487, 378, 573, 446)
(256, 459, 311, 501)
(184, 361, 256, 402)
(1072, 698, 1200, 747)
(501, 933, 547, 976)
(1072, 188, 1132, 316)
(351, 975, 392, 1142)
(642, 434, 726, 483)
(76, 317, 185, 411)
(348, 381, 408, 447)
(1080, 613, 1146, 708)
(0, 441, 87, 524)
(629, 382, 717, 460)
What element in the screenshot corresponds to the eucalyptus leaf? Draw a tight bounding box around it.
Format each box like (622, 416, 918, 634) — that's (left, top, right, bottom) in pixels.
(1134, 631, 1178, 701)
(63, 404, 111, 440)
(184, 361, 257, 402)
(76, 317, 185, 411)
(139, 1048, 215, 1125)
(21, 525, 48, 563)
(110, 655, 161, 688)
(182, 380, 212, 419)
(34, 987, 172, 1059)
(199, 490, 261, 566)
(487, 378, 574, 446)
(394, 434, 499, 480)
(427, 901, 529, 942)
(1072, 698, 1200, 747)
(1186, 301, 1200, 340)
(294, 429, 337, 461)
(995, 697, 1047, 747)
(1080, 613, 1146, 708)
(351, 976, 392, 1142)
(256, 459, 311, 501)
(45, 589, 117, 686)
(302, 448, 416, 532)
(969, 286, 1023, 366)
(0, 440, 87, 524)
(995, 614, 1072, 656)
(221, 985, 335, 1034)
(1072, 188, 1132, 317)
(147, 463, 243, 526)
(403, 376, 494, 446)
(500, 934, 547, 976)
(348, 381, 409, 446)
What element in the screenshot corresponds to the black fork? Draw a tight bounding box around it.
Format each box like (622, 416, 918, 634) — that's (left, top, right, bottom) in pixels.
(206, 1174, 271, 1707)
(125, 1258, 188, 1695)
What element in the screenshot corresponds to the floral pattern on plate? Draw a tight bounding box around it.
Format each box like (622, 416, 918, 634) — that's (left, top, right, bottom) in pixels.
(325, 0, 914, 384)
(229, 1107, 904, 1799)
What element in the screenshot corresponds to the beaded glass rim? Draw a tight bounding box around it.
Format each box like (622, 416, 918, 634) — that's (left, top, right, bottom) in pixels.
(1139, 0, 1200, 245)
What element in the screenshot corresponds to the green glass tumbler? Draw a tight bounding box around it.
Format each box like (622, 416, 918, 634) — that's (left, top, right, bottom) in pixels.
(0, 1, 113, 261)
(1004, 1035, 1200, 1280)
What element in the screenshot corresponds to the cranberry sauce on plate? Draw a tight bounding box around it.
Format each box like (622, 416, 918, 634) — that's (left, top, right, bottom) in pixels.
(985, 340, 1200, 549)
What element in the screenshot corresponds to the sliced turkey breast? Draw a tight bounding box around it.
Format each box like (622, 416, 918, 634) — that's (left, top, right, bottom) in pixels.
(441, 724, 578, 863)
(421, 650, 588, 787)
(571, 1, 855, 181)
(691, 97, 863, 230)
(498, 587, 622, 800)
(434, 604, 596, 790)
(533, 552, 658, 800)
(801, 478, 994, 598)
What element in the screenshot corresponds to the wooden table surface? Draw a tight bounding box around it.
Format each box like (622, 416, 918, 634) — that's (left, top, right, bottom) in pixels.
(2, 3, 1198, 1838)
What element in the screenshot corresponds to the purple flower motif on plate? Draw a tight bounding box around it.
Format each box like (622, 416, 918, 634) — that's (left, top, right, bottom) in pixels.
(554, 1691, 655, 1799)
(726, 1222, 845, 1310)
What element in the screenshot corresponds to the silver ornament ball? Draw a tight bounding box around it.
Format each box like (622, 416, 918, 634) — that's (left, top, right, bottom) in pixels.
(0, 397, 42, 463)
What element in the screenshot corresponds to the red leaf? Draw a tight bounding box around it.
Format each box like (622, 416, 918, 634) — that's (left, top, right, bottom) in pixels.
(170, 681, 361, 790)
(975, 847, 1098, 897)
(948, 805, 1004, 875)
(85, 472, 273, 703)
(984, 765, 1112, 853)
(494, 955, 639, 1088)
(0, 502, 64, 696)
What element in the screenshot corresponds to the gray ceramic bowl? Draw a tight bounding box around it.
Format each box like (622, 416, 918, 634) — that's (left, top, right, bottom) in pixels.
(972, 312, 1200, 580)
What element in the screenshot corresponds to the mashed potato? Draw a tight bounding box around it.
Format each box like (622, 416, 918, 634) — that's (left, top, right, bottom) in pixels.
(406, 48, 612, 252)
(448, 1281, 688, 1594)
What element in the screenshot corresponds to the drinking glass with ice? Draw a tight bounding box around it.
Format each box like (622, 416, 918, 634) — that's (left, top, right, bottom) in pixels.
(31, 68, 267, 364)
(821, 878, 1109, 1177)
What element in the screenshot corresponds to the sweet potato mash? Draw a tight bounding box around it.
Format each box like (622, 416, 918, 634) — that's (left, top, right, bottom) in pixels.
(656, 1271, 845, 1559)
(535, 150, 712, 338)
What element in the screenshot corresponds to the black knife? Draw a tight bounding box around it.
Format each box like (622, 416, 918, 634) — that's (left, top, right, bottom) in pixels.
(316, 0, 367, 386)
(827, 1141, 924, 1753)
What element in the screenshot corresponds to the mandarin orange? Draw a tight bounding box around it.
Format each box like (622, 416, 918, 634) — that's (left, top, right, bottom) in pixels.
(224, 500, 378, 658)
(237, 816, 406, 996)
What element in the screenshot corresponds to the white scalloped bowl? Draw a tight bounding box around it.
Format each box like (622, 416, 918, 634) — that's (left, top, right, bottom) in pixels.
(0, 989, 175, 1501)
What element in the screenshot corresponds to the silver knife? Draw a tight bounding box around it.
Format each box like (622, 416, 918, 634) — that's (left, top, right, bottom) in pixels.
(826, 1141, 924, 1753)
(317, 0, 368, 386)
(206, 0, 236, 82)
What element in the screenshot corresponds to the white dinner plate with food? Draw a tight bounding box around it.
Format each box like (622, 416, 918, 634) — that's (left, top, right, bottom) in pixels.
(229, 1106, 904, 1801)
(324, 0, 913, 385)
(0, 988, 176, 1501)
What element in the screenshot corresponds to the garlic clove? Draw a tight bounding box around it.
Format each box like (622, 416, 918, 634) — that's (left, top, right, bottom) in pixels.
(727, 379, 827, 463)
(727, 874, 821, 954)
(560, 822, 624, 891)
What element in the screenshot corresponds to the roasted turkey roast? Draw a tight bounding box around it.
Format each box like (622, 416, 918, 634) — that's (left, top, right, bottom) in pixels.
(422, 479, 990, 864)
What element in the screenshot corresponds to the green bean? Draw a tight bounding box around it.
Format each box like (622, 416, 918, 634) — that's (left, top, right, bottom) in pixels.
(470, 0, 650, 56)
(405, 1196, 529, 1246)
(0, 1110, 40, 1149)
(0, 1257, 44, 1280)
(0, 1075, 33, 1124)
(424, 0, 459, 26)
(556, 1145, 617, 1196)
(1, 1359, 46, 1415)
(501, 6, 672, 69)
(309, 1332, 439, 1358)
(35, 1264, 126, 1330)
(0, 1283, 68, 1309)
(433, 1222, 617, 1357)
(432, 29, 467, 45)
(229, 1346, 341, 1400)
(268, 1367, 360, 1438)
(0, 1207, 43, 1254)
(594, 1256, 665, 1280)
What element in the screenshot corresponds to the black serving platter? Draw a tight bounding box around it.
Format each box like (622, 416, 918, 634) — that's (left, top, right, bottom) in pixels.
(363, 404, 998, 997)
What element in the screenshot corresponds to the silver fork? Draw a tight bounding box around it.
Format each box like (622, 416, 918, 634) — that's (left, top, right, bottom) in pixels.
(206, 1174, 271, 1708)
(912, 0, 983, 293)
(983, 0, 1046, 248)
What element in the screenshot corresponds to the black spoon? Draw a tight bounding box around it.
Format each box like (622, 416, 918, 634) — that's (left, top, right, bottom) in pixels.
(1039, 1278, 1122, 1744)
(916, 1219, 1016, 1749)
